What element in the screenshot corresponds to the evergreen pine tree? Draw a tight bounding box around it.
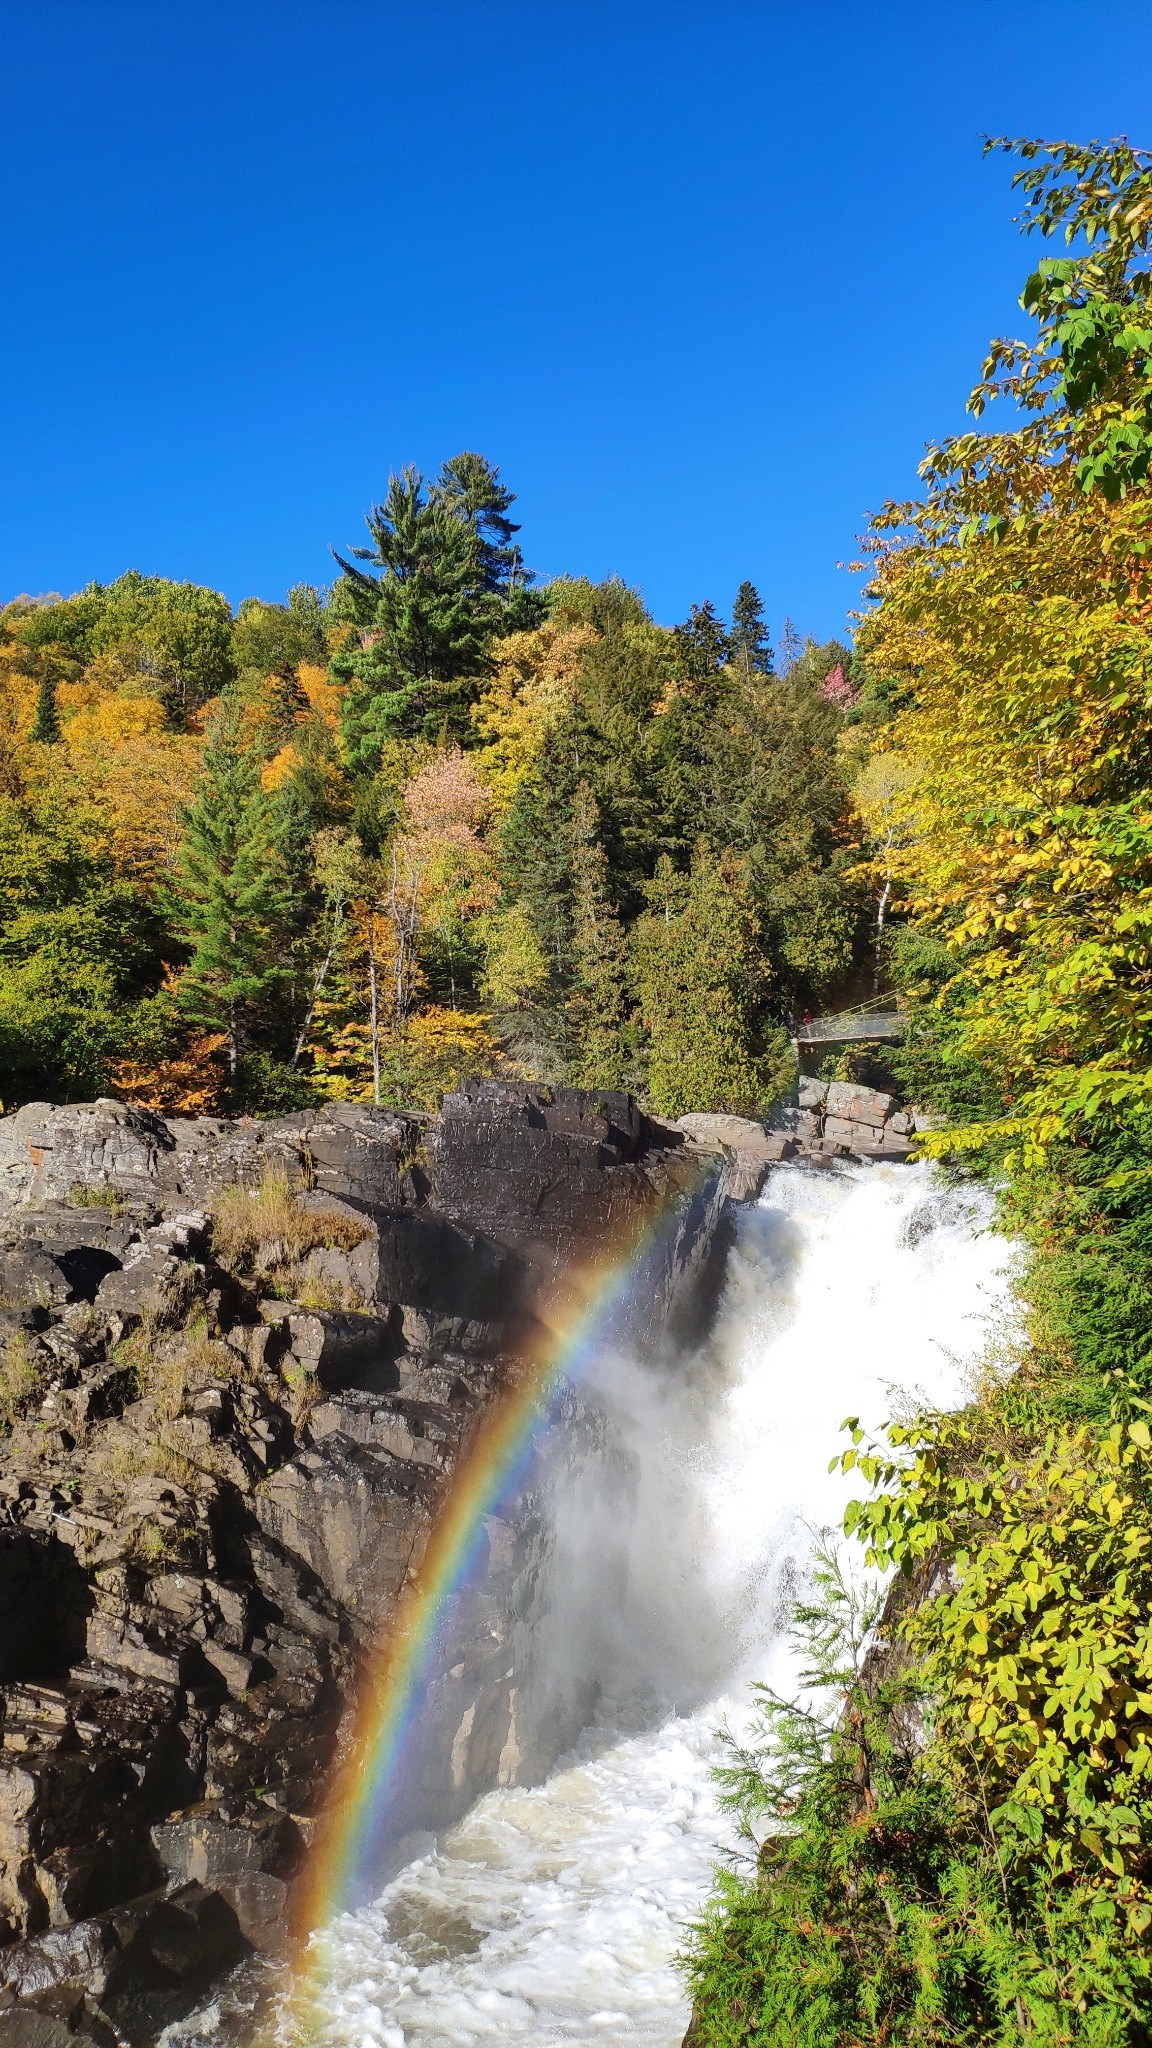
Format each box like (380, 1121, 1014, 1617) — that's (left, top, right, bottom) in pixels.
(432, 452, 525, 595)
(672, 600, 730, 681)
(30, 675, 60, 744)
(172, 701, 294, 1080)
(332, 466, 488, 760)
(777, 616, 803, 674)
(730, 581, 774, 680)
(566, 782, 630, 1089)
(630, 843, 792, 1116)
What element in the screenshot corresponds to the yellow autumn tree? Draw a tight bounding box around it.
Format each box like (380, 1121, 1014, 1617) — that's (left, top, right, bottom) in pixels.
(471, 621, 595, 809)
(860, 471, 1152, 1159)
(857, 138, 1152, 1161)
(304, 751, 501, 1108)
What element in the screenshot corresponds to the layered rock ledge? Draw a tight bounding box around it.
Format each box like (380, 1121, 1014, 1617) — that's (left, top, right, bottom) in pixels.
(0, 1084, 729, 2044)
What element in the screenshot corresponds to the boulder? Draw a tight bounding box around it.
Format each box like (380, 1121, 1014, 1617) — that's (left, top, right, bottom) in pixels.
(308, 1391, 461, 1469)
(125, 1883, 243, 1987)
(822, 1115, 867, 1149)
(823, 1117, 912, 1163)
(0, 1252, 72, 1314)
(279, 1309, 397, 1391)
(0, 1103, 175, 1218)
(150, 1806, 302, 1958)
(675, 1114, 785, 1199)
(851, 1128, 914, 1163)
(0, 1919, 111, 2003)
(824, 1082, 894, 1129)
(0, 2015, 85, 2047)
(797, 1077, 828, 1111)
(433, 1083, 652, 1284)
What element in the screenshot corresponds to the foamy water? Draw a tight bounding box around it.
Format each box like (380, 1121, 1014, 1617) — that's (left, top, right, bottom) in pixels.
(170, 1161, 1013, 2048)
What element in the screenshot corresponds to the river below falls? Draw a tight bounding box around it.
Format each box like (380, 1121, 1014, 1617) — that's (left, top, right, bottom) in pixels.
(169, 1160, 1013, 2048)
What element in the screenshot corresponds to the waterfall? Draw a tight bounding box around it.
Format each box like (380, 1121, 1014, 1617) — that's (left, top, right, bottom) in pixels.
(171, 1160, 1013, 2048)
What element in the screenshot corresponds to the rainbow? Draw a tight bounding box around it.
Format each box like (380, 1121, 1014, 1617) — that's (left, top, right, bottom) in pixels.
(278, 1162, 711, 2038)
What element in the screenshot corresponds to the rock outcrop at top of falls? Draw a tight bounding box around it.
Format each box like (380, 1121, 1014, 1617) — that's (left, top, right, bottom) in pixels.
(0, 1082, 735, 2042)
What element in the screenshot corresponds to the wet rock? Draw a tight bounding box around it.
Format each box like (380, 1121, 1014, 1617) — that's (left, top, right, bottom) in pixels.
(150, 1806, 302, 1958)
(0, 1920, 111, 2004)
(675, 1114, 787, 1199)
(0, 2014, 86, 2047)
(126, 1883, 244, 1987)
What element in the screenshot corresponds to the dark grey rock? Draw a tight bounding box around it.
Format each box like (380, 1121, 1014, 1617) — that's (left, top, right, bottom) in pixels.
(150, 1807, 301, 1958)
(0, 1920, 110, 2002)
(0, 2013, 85, 2047)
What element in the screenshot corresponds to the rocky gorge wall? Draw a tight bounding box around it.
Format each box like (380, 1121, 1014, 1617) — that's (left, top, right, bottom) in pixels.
(0, 1083, 732, 2045)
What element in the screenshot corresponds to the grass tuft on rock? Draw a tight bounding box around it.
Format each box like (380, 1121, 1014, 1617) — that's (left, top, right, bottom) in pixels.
(0, 1332, 46, 1431)
(211, 1169, 368, 1279)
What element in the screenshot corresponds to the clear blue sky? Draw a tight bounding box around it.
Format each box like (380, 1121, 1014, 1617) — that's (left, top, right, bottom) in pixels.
(3, 1, 1151, 642)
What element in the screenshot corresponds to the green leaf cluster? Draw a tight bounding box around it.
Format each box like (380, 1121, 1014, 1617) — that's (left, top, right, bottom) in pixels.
(684, 1539, 1152, 2046)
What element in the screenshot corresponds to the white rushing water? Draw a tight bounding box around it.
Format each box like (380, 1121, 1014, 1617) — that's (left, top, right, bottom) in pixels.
(171, 1160, 1013, 2048)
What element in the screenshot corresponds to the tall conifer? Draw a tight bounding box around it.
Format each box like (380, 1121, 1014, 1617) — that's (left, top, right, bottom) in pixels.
(730, 581, 774, 679)
(30, 676, 60, 744)
(566, 782, 630, 1089)
(630, 844, 791, 1115)
(173, 702, 293, 1079)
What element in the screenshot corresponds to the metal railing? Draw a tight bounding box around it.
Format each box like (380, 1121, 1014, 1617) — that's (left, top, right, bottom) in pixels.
(793, 997, 906, 1045)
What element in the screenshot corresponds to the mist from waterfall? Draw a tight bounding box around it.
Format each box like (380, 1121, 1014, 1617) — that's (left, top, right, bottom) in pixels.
(172, 1160, 1014, 2048)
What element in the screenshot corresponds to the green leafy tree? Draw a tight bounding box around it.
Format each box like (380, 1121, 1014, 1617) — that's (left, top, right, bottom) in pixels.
(93, 572, 236, 714)
(684, 1533, 1152, 2046)
(969, 137, 1152, 502)
(0, 791, 164, 1102)
(233, 585, 328, 676)
(14, 587, 107, 663)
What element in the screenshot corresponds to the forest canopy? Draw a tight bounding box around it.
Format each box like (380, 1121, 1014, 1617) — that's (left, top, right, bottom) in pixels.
(0, 459, 872, 1118)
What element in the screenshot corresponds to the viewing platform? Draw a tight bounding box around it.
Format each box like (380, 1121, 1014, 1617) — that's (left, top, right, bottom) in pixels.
(792, 999, 906, 1048)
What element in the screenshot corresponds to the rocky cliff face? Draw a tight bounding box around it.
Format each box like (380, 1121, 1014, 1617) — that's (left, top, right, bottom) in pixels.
(0, 1084, 728, 2044)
